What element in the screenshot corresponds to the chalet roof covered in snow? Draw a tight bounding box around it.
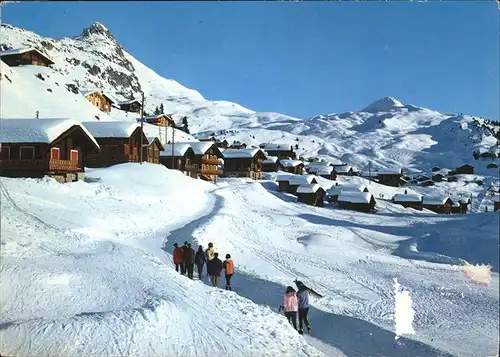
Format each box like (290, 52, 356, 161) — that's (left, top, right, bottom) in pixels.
(80, 88, 116, 103)
(183, 141, 217, 155)
(338, 191, 374, 204)
(392, 193, 423, 202)
(0, 47, 55, 64)
(296, 184, 324, 194)
(376, 169, 403, 175)
(423, 197, 453, 205)
(0, 118, 99, 148)
(82, 121, 140, 139)
(276, 173, 294, 182)
(334, 165, 353, 173)
(280, 159, 303, 168)
(314, 165, 334, 175)
(118, 98, 141, 105)
(145, 136, 164, 150)
(160, 143, 192, 157)
(263, 155, 279, 164)
(222, 148, 264, 159)
(289, 175, 317, 185)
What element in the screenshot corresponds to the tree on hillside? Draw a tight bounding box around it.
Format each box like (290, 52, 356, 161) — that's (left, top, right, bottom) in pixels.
(181, 116, 190, 134)
(159, 103, 164, 114)
(153, 106, 160, 115)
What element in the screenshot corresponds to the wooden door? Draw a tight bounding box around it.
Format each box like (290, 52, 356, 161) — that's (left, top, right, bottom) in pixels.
(70, 150, 79, 165)
(51, 147, 60, 160)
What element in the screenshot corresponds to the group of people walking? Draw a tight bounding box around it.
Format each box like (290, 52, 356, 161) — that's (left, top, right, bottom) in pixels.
(173, 241, 234, 290)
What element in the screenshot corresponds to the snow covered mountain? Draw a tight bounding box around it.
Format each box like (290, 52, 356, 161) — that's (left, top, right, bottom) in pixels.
(1, 22, 498, 174)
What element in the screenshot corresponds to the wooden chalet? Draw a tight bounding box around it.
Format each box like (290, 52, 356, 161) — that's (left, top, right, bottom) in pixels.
(276, 173, 294, 192)
(186, 142, 223, 182)
(392, 193, 423, 210)
(259, 143, 296, 160)
(422, 197, 453, 214)
(82, 121, 147, 168)
(143, 136, 164, 164)
(431, 166, 441, 172)
(494, 196, 500, 212)
(0, 47, 54, 67)
(139, 114, 174, 127)
(262, 156, 279, 172)
(199, 136, 229, 149)
(0, 118, 100, 182)
(450, 198, 470, 214)
(160, 143, 197, 178)
(337, 191, 376, 213)
(333, 164, 354, 176)
(81, 89, 115, 113)
(306, 160, 343, 174)
(447, 176, 458, 182)
(432, 173, 445, 182)
(326, 183, 368, 203)
(376, 169, 405, 187)
(421, 179, 435, 187)
(222, 148, 266, 180)
(313, 165, 336, 180)
(279, 159, 304, 174)
(229, 141, 247, 149)
(487, 163, 498, 169)
(287, 175, 318, 195)
(118, 98, 142, 113)
(296, 184, 326, 207)
(455, 164, 474, 175)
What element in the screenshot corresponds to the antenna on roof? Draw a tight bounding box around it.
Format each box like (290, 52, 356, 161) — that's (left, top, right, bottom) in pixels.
(35, 110, 39, 119)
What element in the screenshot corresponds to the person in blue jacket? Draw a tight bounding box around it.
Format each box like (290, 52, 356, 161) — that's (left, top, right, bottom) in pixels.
(295, 280, 311, 335)
(195, 245, 207, 280)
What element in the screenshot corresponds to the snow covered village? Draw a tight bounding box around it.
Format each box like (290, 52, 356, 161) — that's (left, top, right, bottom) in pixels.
(0, 2, 499, 357)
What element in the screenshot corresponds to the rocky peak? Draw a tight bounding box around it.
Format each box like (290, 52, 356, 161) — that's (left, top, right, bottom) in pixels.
(362, 96, 405, 113)
(81, 22, 116, 43)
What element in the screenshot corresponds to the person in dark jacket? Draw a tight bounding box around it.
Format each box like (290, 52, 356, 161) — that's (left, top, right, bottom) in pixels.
(180, 241, 190, 275)
(295, 281, 311, 334)
(173, 243, 184, 273)
(184, 243, 195, 279)
(195, 245, 206, 280)
(208, 252, 223, 287)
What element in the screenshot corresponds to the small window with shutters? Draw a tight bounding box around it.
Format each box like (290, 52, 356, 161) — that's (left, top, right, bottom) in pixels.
(20, 146, 35, 160)
(0, 146, 10, 161)
(70, 149, 78, 165)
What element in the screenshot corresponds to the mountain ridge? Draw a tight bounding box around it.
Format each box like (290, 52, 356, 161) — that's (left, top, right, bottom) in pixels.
(1, 22, 498, 174)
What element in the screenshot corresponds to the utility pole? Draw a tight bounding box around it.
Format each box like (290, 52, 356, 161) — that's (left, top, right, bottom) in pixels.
(171, 122, 175, 169)
(36, 110, 39, 119)
(368, 161, 371, 185)
(139, 92, 145, 165)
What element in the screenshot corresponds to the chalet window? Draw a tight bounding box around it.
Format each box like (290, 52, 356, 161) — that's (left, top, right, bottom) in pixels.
(0, 146, 10, 160)
(124, 144, 130, 155)
(20, 146, 35, 160)
(51, 147, 60, 160)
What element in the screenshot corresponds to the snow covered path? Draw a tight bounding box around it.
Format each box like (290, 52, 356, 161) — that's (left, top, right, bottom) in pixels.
(0, 164, 498, 357)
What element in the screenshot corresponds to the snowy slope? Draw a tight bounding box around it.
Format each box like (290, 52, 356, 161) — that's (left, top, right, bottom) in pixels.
(1, 166, 498, 357)
(0, 165, 329, 357)
(1, 22, 498, 176)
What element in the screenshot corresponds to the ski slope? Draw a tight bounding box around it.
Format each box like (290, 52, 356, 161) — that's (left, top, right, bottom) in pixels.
(1, 164, 498, 357)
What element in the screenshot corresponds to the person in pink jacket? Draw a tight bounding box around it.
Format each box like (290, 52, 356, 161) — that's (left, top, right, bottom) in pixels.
(279, 286, 298, 330)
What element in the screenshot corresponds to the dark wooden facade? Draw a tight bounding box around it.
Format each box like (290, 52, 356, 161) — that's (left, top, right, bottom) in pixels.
(160, 147, 197, 178)
(261, 146, 296, 160)
(280, 162, 304, 174)
(494, 200, 500, 212)
(0, 125, 99, 182)
(0, 49, 54, 67)
(262, 159, 279, 172)
(119, 100, 142, 113)
(297, 187, 326, 207)
(143, 137, 164, 164)
(377, 172, 404, 187)
(392, 198, 423, 211)
(222, 150, 266, 180)
(142, 114, 174, 127)
(193, 144, 223, 182)
(85, 127, 147, 168)
(287, 177, 318, 195)
(338, 196, 376, 213)
(455, 164, 474, 175)
(432, 174, 445, 182)
(487, 163, 499, 169)
(85, 92, 114, 113)
(423, 198, 453, 214)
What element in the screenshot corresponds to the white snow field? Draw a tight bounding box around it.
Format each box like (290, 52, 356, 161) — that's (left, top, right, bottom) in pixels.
(1, 164, 498, 357)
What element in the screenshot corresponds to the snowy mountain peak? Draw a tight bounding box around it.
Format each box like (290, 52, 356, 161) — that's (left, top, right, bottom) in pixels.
(80, 22, 116, 43)
(362, 96, 405, 113)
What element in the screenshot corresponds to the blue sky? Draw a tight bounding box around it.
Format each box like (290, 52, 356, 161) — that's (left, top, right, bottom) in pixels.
(3, 1, 499, 120)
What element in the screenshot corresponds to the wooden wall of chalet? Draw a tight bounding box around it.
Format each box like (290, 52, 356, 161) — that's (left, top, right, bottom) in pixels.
(223, 151, 265, 179)
(377, 174, 404, 187)
(338, 201, 376, 213)
(85, 129, 144, 168)
(265, 149, 296, 160)
(262, 162, 279, 172)
(277, 180, 290, 192)
(145, 115, 173, 127)
(423, 201, 452, 214)
(282, 165, 304, 175)
(0, 126, 96, 179)
(160, 148, 197, 177)
(86, 92, 112, 112)
(120, 102, 142, 113)
(1, 51, 52, 67)
(297, 189, 326, 207)
(394, 201, 423, 211)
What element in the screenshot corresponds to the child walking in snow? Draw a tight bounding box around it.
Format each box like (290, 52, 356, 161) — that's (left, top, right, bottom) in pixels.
(222, 254, 234, 290)
(279, 286, 298, 330)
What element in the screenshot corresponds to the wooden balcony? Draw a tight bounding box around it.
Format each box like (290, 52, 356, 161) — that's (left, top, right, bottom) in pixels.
(0, 159, 80, 173)
(202, 157, 222, 165)
(201, 168, 223, 175)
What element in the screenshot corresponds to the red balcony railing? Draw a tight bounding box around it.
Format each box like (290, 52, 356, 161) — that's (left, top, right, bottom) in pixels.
(201, 168, 223, 175)
(203, 158, 222, 165)
(0, 159, 80, 172)
(49, 159, 79, 172)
